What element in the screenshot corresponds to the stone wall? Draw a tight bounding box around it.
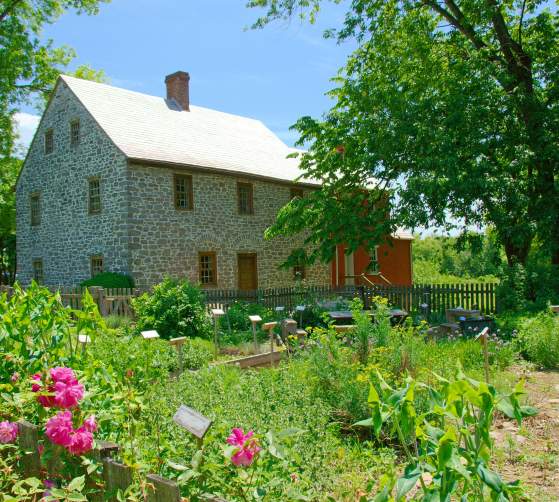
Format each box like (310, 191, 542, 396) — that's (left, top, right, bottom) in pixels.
(16, 79, 330, 289)
(16, 80, 130, 286)
(127, 163, 331, 289)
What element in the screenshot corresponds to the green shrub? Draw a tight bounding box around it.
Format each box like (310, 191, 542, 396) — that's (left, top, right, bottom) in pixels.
(132, 278, 212, 340)
(80, 271, 135, 288)
(182, 337, 214, 369)
(224, 301, 274, 331)
(104, 314, 133, 330)
(516, 312, 559, 369)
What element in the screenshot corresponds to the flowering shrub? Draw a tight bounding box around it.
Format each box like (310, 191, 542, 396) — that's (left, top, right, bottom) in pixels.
(32, 367, 85, 409)
(0, 421, 18, 443)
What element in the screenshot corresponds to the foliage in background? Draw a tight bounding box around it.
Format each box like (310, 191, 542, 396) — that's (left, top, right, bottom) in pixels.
(224, 300, 274, 332)
(80, 271, 135, 289)
(413, 232, 501, 284)
(515, 311, 559, 369)
(249, 0, 559, 279)
(132, 278, 212, 340)
(0, 157, 19, 284)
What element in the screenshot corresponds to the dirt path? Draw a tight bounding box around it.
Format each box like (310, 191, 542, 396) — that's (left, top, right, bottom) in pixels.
(492, 368, 559, 501)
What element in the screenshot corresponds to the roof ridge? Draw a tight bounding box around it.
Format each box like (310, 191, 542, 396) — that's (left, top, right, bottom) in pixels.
(60, 74, 267, 127)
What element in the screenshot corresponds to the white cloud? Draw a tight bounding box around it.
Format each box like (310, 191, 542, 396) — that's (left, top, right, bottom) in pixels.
(13, 112, 40, 156)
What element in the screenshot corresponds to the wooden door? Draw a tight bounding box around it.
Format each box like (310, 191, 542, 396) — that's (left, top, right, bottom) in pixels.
(238, 253, 257, 291)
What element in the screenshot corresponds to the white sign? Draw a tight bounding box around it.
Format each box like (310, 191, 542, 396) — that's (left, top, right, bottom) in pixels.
(173, 405, 212, 439)
(78, 334, 91, 344)
(141, 330, 160, 339)
(211, 308, 225, 317)
(296, 305, 305, 311)
(275, 306, 285, 312)
(248, 315, 262, 323)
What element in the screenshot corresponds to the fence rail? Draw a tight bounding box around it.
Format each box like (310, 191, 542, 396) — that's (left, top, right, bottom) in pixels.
(0, 282, 499, 318)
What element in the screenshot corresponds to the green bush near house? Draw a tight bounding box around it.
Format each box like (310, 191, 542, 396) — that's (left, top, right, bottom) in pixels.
(132, 277, 212, 340)
(80, 271, 135, 289)
(224, 300, 274, 331)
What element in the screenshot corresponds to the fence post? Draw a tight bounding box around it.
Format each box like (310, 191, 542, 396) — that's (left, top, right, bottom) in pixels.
(146, 474, 181, 502)
(18, 421, 41, 478)
(103, 458, 133, 500)
(90, 286, 108, 317)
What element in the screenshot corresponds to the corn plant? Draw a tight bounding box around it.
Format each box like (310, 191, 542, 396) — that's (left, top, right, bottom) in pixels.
(356, 367, 538, 501)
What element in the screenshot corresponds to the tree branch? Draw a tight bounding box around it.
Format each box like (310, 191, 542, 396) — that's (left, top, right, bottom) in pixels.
(518, 0, 527, 47)
(0, 0, 24, 24)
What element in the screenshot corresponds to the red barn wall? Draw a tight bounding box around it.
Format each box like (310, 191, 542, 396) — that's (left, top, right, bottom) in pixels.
(331, 238, 413, 287)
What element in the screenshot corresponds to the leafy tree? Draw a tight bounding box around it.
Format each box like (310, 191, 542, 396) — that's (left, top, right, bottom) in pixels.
(0, 0, 110, 158)
(0, 0, 108, 284)
(249, 0, 559, 272)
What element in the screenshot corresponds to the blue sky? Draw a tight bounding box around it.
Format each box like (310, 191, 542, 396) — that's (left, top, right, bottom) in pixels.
(16, 0, 355, 150)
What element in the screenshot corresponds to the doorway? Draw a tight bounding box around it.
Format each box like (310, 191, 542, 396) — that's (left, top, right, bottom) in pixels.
(237, 253, 257, 291)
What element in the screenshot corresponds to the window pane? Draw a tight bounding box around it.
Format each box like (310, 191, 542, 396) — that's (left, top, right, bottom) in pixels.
(91, 256, 103, 277)
(89, 179, 101, 213)
(199, 253, 216, 285)
(45, 130, 53, 154)
(30, 193, 41, 226)
(32, 259, 43, 284)
(290, 188, 304, 200)
(238, 183, 253, 214)
(71, 120, 80, 146)
(174, 175, 193, 210)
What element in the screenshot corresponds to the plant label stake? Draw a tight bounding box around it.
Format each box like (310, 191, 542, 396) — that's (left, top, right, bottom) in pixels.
(211, 309, 225, 358)
(173, 404, 212, 449)
(262, 321, 278, 364)
(475, 327, 490, 383)
(141, 330, 160, 340)
(248, 315, 262, 354)
(296, 305, 305, 327)
(169, 336, 187, 376)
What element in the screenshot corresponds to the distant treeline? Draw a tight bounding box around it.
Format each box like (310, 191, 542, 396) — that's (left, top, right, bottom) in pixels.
(412, 233, 502, 284)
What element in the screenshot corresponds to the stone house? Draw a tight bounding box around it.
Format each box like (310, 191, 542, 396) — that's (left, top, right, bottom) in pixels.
(16, 72, 412, 289)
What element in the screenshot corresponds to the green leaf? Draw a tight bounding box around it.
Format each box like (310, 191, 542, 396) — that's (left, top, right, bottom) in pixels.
(67, 475, 85, 492)
(395, 464, 421, 500)
(477, 463, 504, 493)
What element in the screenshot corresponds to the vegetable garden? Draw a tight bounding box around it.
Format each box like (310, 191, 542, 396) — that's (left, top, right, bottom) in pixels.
(1, 280, 558, 501)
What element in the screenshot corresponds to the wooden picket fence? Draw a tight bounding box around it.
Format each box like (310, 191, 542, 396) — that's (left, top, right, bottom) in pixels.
(17, 421, 220, 502)
(204, 282, 499, 317)
(0, 282, 499, 319)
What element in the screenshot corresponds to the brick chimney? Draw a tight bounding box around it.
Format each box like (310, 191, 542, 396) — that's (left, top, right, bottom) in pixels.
(165, 71, 190, 111)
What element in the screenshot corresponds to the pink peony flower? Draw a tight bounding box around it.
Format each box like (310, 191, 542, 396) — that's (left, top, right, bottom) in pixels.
(11, 372, 19, 383)
(53, 380, 84, 409)
(50, 367, 77, 384)
(226, 428, 253, 447)
(45, 411, 73, 447)
(83, 415, 97, 433)
(67, 427, 94, 455)
(0, 421, 19, 443)
(226, 428, 260, 467)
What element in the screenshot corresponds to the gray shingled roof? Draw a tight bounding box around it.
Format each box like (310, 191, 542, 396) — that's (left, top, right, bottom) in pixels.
(62, 75, 412, 240)
(61, 75, 311, 185)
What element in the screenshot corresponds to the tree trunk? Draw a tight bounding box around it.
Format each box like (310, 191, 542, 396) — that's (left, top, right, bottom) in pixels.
(503, 237, 530, 267)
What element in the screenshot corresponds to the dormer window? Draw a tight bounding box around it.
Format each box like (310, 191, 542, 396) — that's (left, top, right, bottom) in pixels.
(44, 129, 54, 155)
(70, 120, 80, 146)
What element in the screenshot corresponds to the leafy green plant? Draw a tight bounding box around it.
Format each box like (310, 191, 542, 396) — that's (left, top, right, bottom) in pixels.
(132, 278, 212, 340)
(516, 312, 559, 369)
(80, 271, 135, 289)
(356, 367, 537, 500)
(224, 301, 274, 332)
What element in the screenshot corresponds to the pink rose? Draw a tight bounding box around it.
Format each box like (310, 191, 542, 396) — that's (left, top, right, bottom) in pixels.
(53, 380, 84, 409)
(0, 421, 19, 444)
(10, 372, 19, 383)
(31, 374, 56, 408)
(50, 367, 77, 384)
(83, 415, 97, 433)
(45, 411, 73, 447)
(67, 428, 94, 456)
